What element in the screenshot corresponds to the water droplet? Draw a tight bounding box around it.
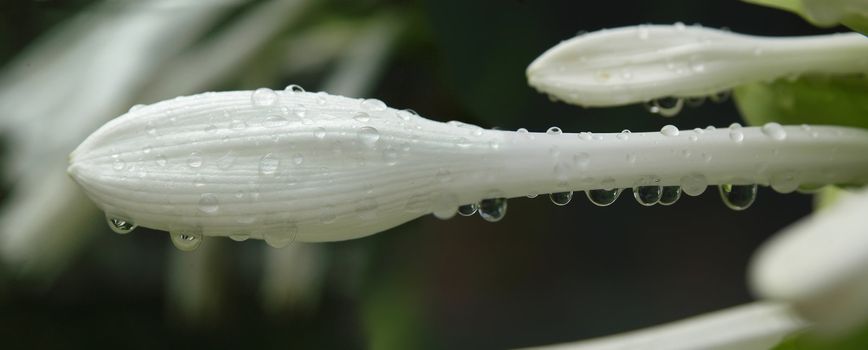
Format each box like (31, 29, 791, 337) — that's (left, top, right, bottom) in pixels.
(617, 130, 631, 140)
(578, 132, 592, 141)
(658, 186, 682, 206)
(729, 129, 744, 143)
(586, 188, 621, 206)
(198, 193, 219, 214)
(145, 120, 159, 137)
(550, 191, 573, 206)
(458, 203, 478, 216)
(216, 152, 235, 170)
(637, 25, 649, 40)
(709, 90, 731, 103)
(315, 92, 328, 105)
(383, 146, 399, 165)
(680, 174, 708, 196)
(265, 225, 298, 248)
(230, 119, 247, 130)
(517, 128, 529, 134)
(314, 127, 326, 139)
(155, 155, 167, 167)
(129, 104, 145, 112)
(284, 84, 305, 93)
(674, 22, 685, 30)
(263, 114, 288, 128)
(633, 186, 662, 206)
(292, 153, 304, 165)
(251, 88, 277, 107)
(229, 234, 249, 242)
(358, 126, 380, 146)
(660, 125, 679, 137)
(645, 97, 683, 117)
(719, 184, 757, 210)
(259, 153, 279, 175)
(187, 152, 203, 168)
(106, 214, 136, 234)
(355, 198, 379, 220)
(354, 112, 371, 123)
(170, 231, 202, 252)
(112, 156, 125, 171)
(770, 172, 799, 193)
(361, 98, 387, 112)
(478, 198, 507, 222)
(761, 122, 786, 141)
(546, 126, 562, 135)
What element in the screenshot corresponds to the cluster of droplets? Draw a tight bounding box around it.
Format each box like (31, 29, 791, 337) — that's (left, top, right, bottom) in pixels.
(455, 198, 508, 222)
(644, 90, 730, 118)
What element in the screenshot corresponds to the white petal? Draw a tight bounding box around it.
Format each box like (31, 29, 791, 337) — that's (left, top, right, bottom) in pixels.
(69, 91, 868, 242)
(527, 25, 868, 107)
(751, 186, 868, 333)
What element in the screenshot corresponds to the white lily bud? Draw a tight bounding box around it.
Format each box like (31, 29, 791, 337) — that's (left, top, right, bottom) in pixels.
(527, 25, 868, 107)
(69, 89, 868, 246)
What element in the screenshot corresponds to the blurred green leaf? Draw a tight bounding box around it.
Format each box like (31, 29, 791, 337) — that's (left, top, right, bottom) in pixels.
(773, 321, 868, 350)
(734, 75, 868, 129)
(743, 0, 868, 33)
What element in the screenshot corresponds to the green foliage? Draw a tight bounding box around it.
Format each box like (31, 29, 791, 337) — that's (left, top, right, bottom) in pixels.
(733, 75, 868, 129)
(743, 0, 868, 33)
(773, 321, 868, 350)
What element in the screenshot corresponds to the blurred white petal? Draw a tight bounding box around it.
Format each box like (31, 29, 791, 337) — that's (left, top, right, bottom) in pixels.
(528, 302, 805, 350)
(751, 186, 868, 333)
(527, 25, 868, 107)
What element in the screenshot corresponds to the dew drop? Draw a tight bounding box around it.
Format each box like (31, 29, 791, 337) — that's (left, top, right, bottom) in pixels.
(170, 231, 202, 252)
(314, 127, 326, 139)
(230, 119, 247, 130)
(265, 225, 297, 248)
(198, 193, 219, 214)
(263, 114, 288, 128)
(155, 154, 167, 167)
(761, 122, 787, 141)
(719, 184, 757, 210)
(458, 203, 478, 216)
(129, 104, 145, 112)
(578, 132, 592, 141)
(645, 97, 683, 117)
(259, 153, 279, 175)
(660, 125, 679, 137)
(229, 234, 249, 242)
(546, 126, 563, 135)
(361, 98, 387, 112)
(658, 186, 682, 206)
(106, 214, 136, 234)
(633, 186, 662, 206)
(354, 112, 371, 123)
(729, 130, 744, 143)
(251, 88, 277, 107)
(586, 189, 621, 206)
(549, 191, 573, 206)
(112, 157, 125, 171)
(284, 84, 305, 93)
(617, 130, 631, 140)
(292, 153, 304, 166)
(478, 198, 507, 222)
(358, 126, 380, 146)
(770, 171, 799, 193)
(680, 173, 708, 196)
(517, 128, 529, 134)
(382, 146, 399, 165)
(187, 152, 203, 168)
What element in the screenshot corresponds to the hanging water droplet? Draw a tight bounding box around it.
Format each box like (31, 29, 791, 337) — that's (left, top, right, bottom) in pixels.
(770, 172, 799, 193)
(458, 203, 478, 216)
(361, 98, 387, 112)
(229, 234, 249, 242)
(198, 193, 219, 214)
(170, 231, 202, 252)
(658, 186, 682, 206)
(549, 191, 573, 206)
(187, 152, 203, 168)
(478, 198, 507, 222)
(358, 126, 380, 147)
(761, 122, 787, 141)
(709, 90, 731, 103)
(106, 214, 136, 234)
(265, 226, 297, 248)
(633, 186, 662, 206)
(680, 174, 708, 196)
(719, 184, 757, 210)
(586, 189, 621, 206)
(546, 126, 562, 135)
(645, 97, 684, 117)
(526, 193, 539, 198)
(284, 84, 305, 93)
(660, 125, 679, 137)
(259, 153, 279, 175)
(251, 88, 277, 107)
